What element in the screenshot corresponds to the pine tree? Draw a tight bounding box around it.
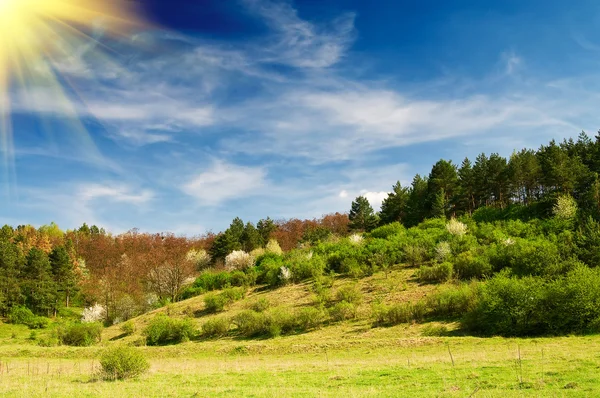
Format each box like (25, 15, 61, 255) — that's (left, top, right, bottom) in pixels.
(49, 246, 78, 309)
(431, 189, 447, 218)
(405, 174, 429, 226)
(241, 222, 263, 251)
(348, 196, 378, 232)
(379, 181, 409, 225)
(257, 217, 277, 244)
(23, 248, 57, 316)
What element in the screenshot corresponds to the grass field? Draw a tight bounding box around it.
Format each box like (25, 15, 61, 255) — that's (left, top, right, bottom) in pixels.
(1, 268, 599, 397)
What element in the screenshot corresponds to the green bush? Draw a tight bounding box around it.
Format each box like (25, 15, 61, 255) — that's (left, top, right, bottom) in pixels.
(369, 222, 405, 239)
(120, 321, 136, 336)
(328, 301, 357, 322)
(426, 283, 478, 318)
(421, 324, 449, 336)
(201, 317, 231, 338)
(256, 255, 285, 287)
(7, 306, 48, 329)
(403, 244, 428, 266)
(335, 284, 363, 305)
(372, 301, 427, 326)
(143, 315, 196, 345)
(417, 262, 453, 283)
(287, 253, 326, 282)
(232, 310, 265, 337)
(221, 287, 246, 303)
(58, 322, 103, 346)
(204, 293, 227, 313)
(249, 297, 271, 312)
(297, 307, 326, 331)
(99, 346, 150, 380)
(453, 251, 492, 279)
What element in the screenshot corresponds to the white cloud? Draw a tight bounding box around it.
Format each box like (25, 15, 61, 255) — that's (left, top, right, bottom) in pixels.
(362, 191, 389, 212)
(78, 184, 153, 204)
(182, 161, 267, 205)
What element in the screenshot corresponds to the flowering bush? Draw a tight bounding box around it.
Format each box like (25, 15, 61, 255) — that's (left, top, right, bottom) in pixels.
(349, 233, 364, 245)
(82, 304, 106, 323)
(435, 241, 452, 262)
(553, 194, 578, 220)
(266, 239, 283, 255)
(446, 218, 468, 237)
(186, 249, 211, 270)
(279, 266, 292, 284)
(225, 250, 255, 270)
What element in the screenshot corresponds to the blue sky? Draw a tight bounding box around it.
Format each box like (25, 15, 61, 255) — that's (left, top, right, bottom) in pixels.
(3, 0, 600, 234)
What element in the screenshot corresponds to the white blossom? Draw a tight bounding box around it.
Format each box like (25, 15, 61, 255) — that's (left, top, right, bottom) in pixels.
(435, 241, 452, 262)
(279, 266, 292, 283)
(446, 218, 468, 237)
(82, 304, 106, 323)
(225, 250, 255, 270)
(349, 233, 364, 245)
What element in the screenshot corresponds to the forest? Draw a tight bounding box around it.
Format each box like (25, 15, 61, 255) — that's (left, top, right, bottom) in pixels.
(2, 131, 600, 338)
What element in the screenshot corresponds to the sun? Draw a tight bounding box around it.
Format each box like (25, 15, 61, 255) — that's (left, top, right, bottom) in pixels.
(0, 0, 145, 191)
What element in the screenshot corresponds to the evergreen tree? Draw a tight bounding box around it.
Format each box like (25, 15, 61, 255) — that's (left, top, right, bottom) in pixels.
(257, 217, 277, 244)
(431, 188, 447, 218)
(22, 248, 56, 316)
(0, 241, 24, 316)
(241, 222, 263, 251)
(426, 160, 458, 217)
(49, 246, 78, 309)
(405, 174, 429, 226)
(348, 196, 378, 232)
(457, 157, 476, 215)
(379, 181, 409, 225)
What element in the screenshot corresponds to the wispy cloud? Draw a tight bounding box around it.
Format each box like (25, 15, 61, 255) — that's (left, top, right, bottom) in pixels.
(182, 160, 267, 206)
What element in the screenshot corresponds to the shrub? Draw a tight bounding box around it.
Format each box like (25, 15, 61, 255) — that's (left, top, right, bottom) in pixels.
(435, 242, 452, 263)
(265, 239, 283, 255)
(8, 307, 49, 329)
(279, 266, 292, 284)
(201, 317, 231, 338)
(232, 310, 265, 337)
(120, 321, 136, 336)
(225, 250, 255, 271)
(348, 234, 364, 245)
(58, 322, 103, 346)
(99, 346, 150, 380)
(265, 308, 296, 337)
(335, 284, 363, 306)
(186, 249, 211, 271)
(329, 301, 357, 322)
(369, 222, 405, 239)
(417, 262, 453, 283)
(221, 287, 246, 303)
(256, 254, 285, 287)
(446, 218, 468, 237)
(453, 251, 493, 279)
(249, 297, 271, 312)
(372, 301, 426, 326)
(81, 304, 106, 323)
(204, 293, 228, 313)
(143, 315, 196, 345)
(553, 194, 578, 221)
(404, 244, 427, 266)
(297, 307, 326, 331)
(426, 283, 478, 318)
(287, 253, 325, 282)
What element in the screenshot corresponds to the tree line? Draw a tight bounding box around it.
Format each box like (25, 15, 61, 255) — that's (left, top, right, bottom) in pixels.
(348, 132, 600, 231)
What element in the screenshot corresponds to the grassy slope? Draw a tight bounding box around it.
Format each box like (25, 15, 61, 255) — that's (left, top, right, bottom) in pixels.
(0, 266, 599, 397)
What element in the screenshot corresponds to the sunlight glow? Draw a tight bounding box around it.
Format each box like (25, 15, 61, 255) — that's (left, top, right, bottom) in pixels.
(0, 0, 145, 193)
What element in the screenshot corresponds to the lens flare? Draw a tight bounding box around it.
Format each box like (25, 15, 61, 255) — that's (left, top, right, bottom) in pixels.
(0, 0, 145, 194)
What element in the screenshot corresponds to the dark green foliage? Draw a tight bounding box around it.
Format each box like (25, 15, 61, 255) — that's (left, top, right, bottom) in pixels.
(201, 317, 231, 338)
(416, 262, 453, 283)
(49, 246, 77, 309)
(379, 182, 410, 225)
(453, 251, 493, 279)
(7, 306, 49, 329)
(143, 315, 196, 345)
(348, 196, 378, 232)
(426, 160, 458, 218)
(99, 346, 150, 380)
(301, 225, 331, 245)
(58, 322, 103, 346)
(257, 217, 277, 244)
(241, 222, 263, 252)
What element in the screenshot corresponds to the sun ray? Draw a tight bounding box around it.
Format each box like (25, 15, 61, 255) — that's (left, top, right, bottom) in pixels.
(0, 0, 147, 195)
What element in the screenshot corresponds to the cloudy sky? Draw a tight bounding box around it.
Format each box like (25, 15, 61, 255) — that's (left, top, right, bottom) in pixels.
(3, 0, 600, 234)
